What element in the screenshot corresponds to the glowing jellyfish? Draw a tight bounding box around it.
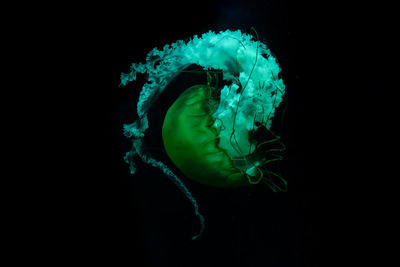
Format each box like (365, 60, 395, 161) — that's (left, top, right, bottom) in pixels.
(120, 29, 287, 240)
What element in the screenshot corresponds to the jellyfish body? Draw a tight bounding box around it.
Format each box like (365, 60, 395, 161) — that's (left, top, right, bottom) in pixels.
(120, 29, 287, 239)
(162, 84, 247, 187)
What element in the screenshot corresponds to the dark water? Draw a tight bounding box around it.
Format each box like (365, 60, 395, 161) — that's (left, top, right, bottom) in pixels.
(60, 0, 395, 266)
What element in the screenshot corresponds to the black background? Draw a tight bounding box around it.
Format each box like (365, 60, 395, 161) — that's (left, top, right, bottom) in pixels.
(30, 0, 395, 266)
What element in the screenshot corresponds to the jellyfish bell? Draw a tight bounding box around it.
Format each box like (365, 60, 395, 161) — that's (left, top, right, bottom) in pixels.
(162, 83, 248, 188)
(120, 29, 287, 239)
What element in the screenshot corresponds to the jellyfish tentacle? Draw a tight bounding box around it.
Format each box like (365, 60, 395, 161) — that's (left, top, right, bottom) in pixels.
(262, 169, 287, 192)
(245, 164, 264, 184)
(127, 138, 205, 239)
(229, 130, 244, 156)
(263, 156, 284, 165)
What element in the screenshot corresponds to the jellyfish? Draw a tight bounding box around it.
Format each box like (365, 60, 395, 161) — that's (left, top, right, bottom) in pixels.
(120, 29, 287, 240)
